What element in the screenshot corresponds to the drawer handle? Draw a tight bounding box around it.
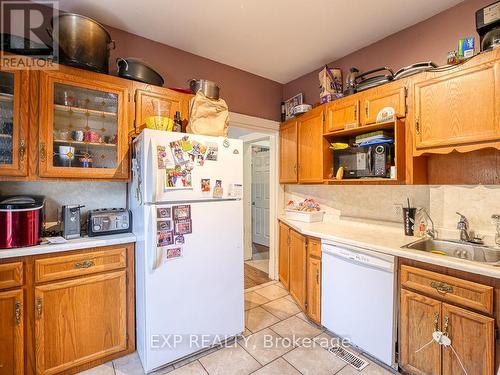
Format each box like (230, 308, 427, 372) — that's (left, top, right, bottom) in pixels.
(430, 281, 454, 294)
(74, 260, 95, 269)
(14, 301, 22, 325)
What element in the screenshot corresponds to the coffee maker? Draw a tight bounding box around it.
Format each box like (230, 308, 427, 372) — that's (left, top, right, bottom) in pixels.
(476, 1, 500, 51)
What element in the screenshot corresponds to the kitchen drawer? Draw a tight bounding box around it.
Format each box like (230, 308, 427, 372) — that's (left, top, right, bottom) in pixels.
(35, 246, 127, 283)
(0, 261, 23, 290)
(308, 237, 322, 258)
(400, 265, 493, 314)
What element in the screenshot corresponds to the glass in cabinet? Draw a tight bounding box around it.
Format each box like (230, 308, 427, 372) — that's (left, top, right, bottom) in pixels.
(0, 68, 29, 176)
(38, 70, 129, 179)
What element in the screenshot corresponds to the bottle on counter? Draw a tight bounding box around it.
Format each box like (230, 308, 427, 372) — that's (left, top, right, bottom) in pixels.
(173, 111, 182, 133)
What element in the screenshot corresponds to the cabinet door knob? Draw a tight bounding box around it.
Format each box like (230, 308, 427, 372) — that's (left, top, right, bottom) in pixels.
(316, 269, 320, 284)
(433, 312, 440, 332)
(415, 117, 421, 135)
(443, 315, 450, 336)
(14, 301, 22, 325)
(19, 139, 26, 162)
(36, 297, 43, 319)
(39, 142, 46, 162)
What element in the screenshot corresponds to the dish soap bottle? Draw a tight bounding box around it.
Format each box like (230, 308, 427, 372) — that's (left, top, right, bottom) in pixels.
(173, 111, 182, 133)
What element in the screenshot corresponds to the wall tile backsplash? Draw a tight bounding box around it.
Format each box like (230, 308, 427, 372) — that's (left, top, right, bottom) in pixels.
(286, 184, 500, 234)
(0, 181, 127, 222)
(285, 185, 429, 223)
(430, 185, 500, 234)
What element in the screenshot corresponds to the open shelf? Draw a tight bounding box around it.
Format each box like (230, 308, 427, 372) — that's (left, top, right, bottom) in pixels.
(324, 178, 402, 185)
(54, 139, 117, 148)
(0, 93, 13, 103)
(322, 120, 406, 184)
(54, 104, 117, 118)
(324, 120, 396, 138)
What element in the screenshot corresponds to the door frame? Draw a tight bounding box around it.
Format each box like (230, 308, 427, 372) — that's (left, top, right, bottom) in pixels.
(229, 112, 281, 280)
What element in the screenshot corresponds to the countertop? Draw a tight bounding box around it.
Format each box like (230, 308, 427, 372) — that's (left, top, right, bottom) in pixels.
(0, 233, 136, 259)
(279, 216, 500, 279)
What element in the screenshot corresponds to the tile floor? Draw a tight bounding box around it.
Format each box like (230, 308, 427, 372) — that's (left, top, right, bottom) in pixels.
(77, 281, 398, 375)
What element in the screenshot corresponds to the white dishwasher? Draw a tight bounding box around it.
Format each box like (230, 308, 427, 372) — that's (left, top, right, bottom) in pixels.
(321, 241, 397, 369)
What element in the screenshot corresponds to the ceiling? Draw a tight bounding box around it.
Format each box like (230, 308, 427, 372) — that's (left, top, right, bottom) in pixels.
(53, 0, 464, 83)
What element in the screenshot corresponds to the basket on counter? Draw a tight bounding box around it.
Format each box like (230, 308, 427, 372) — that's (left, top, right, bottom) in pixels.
(284, 209, 324, 223)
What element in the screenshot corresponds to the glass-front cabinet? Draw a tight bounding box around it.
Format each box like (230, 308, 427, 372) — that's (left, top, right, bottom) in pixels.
(0, 67, 29, 177)
(38, 70, 129, 179)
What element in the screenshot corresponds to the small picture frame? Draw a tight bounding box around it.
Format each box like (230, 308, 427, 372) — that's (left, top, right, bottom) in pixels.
(173, 205, 191, 220)
(284, 93, 303, 120)
(174, 219, 192, 235)
(165, 247, 182, 261)
(157, 220, 172, 231)
(157, 207, 171, 219)
(157, 230, 174, 247)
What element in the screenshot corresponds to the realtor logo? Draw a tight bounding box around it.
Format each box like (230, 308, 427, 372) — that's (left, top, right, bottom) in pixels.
(1, 0, 58, 69)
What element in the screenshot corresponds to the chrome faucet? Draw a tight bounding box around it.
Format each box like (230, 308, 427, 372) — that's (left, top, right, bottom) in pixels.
(418, 208, 437, 239)
(456, 212, 484, 244)
(492, 214, 500, 246)
(456, 212, 470, 242)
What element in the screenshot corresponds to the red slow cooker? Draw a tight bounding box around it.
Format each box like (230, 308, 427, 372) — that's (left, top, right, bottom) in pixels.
(0, 196, 45, 249)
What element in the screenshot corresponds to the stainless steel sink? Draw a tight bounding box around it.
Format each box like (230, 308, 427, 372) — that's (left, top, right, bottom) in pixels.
(402, 238, 500, 265)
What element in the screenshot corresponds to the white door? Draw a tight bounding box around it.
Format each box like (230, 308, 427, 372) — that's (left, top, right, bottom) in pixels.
(252, 147, 270, 246)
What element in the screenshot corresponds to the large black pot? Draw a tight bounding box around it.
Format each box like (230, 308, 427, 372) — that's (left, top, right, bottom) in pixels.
(50, 13, 115, 74)
(116, 58, 164, 86)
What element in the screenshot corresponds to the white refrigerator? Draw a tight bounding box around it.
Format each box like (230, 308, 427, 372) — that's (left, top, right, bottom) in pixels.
(130, 129, 244, 373)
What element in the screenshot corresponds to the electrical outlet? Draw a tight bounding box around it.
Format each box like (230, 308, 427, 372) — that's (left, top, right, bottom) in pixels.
(393, 204, 403, 220)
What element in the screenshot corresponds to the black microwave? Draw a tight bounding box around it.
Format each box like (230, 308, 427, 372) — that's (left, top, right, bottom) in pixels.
(333, 144, 393, 179)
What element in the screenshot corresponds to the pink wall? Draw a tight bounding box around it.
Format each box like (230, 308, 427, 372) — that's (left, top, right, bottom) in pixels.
(106, 26, 283, 121)
(283, 0, 493, 104)
(1, 0, 283, 121)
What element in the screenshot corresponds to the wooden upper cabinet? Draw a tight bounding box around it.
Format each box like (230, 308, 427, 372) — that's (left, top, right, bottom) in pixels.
(133, 84, 191, 134)
(0, 289, 24, 375)
(279, 120, 298, 183)
(37, 68, 130, 180)
(441, 303, 494, 375)
(278, 222, 290, 289)
(0, 62, 29, 177)
(324, 97, 360, 133)
(306, 255, 321, 324)
(35, 271, 127, 375)
(289, 229, 306, 310)
(400, 289, 442, 375)
(361, 84, 407, 125)
(297, 108, 324, 183)
(414, 60, 500, 152)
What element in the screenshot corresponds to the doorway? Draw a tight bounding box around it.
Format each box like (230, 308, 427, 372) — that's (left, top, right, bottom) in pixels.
(227, 114, 281, 289)
(249, 142, 270, 274)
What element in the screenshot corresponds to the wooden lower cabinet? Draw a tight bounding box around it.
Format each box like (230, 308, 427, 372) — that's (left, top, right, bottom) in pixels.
(441, 303, 494, 375)
(0, 289, 24, 375)
(279, 221, 321, 324)
(0, 243, 135, 375)
(278, 222, 290, 289)
(306, 256, 321, 324)
(400, 278, 495, 375)
(400, 289, 442, 375)
(289, 229, 306, 310)
(34, 271, 127, 375)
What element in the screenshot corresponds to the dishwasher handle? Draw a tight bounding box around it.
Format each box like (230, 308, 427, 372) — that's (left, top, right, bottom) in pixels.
(323, 244, 395, 273)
